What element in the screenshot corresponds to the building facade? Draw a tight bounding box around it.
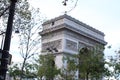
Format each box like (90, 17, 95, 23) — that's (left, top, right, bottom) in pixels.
(40, 14, 107, 79)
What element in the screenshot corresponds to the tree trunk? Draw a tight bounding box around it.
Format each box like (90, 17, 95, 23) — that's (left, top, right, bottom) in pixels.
(86, 72, 89, 80)
(20, 58, 27, 80)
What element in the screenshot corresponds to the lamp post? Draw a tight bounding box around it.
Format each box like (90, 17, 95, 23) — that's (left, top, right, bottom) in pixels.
(0, 0, 17, 80)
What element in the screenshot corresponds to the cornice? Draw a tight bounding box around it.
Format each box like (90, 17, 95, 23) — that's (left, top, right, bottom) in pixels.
(40, 23, 107, 45)
(42, 14, 105, 36)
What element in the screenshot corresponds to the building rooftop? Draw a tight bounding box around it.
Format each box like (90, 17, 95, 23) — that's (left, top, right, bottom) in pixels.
(42, 14, 105, 36)
(41, 14, 107, 45)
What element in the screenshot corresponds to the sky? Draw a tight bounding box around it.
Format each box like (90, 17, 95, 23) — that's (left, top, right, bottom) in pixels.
(29, 0, 120, 57)
(9, 0, 120, 62)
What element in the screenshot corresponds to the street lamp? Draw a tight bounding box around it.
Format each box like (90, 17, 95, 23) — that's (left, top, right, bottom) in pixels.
(0, 0, 17, 80)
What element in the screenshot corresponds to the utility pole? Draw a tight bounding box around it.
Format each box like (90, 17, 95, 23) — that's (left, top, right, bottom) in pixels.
(0, 0, 17, 80)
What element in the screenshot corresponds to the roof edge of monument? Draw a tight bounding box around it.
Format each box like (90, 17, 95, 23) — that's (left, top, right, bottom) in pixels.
(42, 14, 105, 36)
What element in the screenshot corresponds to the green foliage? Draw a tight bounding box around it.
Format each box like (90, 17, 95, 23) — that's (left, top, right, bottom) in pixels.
(108, 49, 120, 79)
(1, 0, 45, 79)
(8, 63, 22, 80)
(61, 56, 77, 80)
(8, 62, 36, 80)
(0, 0, 29, 30)
(77, 46, 107, 80)
(35, 54, 60, 80)
(60, 46, 109, 80)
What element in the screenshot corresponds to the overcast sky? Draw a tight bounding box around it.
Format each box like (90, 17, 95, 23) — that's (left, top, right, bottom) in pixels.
(29, 0, 120, 56)
(10, 0, 120, 62)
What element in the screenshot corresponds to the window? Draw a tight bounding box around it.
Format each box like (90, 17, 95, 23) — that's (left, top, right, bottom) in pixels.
(51, 21, 55, 26)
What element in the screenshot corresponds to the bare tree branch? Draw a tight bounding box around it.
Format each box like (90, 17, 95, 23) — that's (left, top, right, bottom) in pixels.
(0, 6, 10, 17)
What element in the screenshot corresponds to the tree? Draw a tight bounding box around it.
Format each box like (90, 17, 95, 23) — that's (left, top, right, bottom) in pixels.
(8, 62, 36, 80)
(109, 49, 120, 80)
(60, 56, 77, 80)
(62, 0, 79, 13)
(8, 63, 22, 80)
(16, 6, 46, 80)
(60, 46, 109, 80)
(0, 0, 42, 35)
(0, 0, 45, 79)
(35, 54, 60, 80)
(0, 0, 9, 17)
(18, 7, 45, 79)
(77, 46, 107, 80)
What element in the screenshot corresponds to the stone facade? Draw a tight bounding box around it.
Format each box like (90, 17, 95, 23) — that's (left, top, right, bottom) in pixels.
(40, 14, 107, 79)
